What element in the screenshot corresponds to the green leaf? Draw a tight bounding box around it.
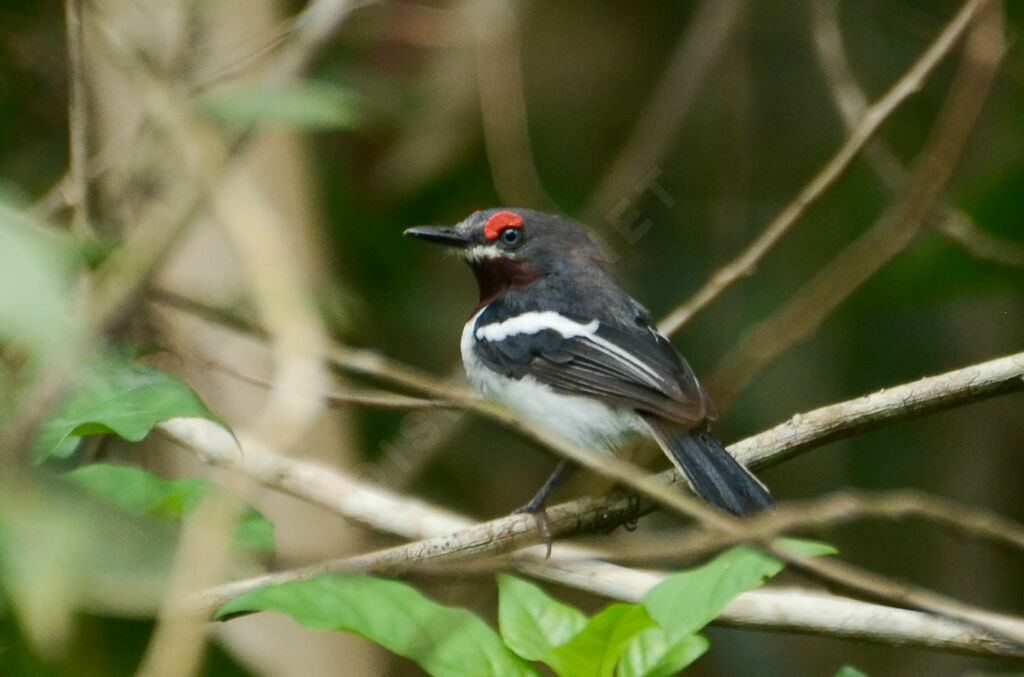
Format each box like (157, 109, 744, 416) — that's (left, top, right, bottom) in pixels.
(65, 464, 274, 552)
(551, 604, 655, 677)
(31, 356, 225, 462)
(834, 667, 869, 677)
(203, 81, 366, 130)
(0, 476, 174, 656)
(217, 575, 540, 677)
(618, 629, 708, 677)
(0, 202, 75, 353)
(497, 574, 588, 663)
(773, 537, 839, 558)
(643, 540, 833, 640)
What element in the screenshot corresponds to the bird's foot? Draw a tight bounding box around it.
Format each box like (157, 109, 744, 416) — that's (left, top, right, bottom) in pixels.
(513, 501, 554, 559)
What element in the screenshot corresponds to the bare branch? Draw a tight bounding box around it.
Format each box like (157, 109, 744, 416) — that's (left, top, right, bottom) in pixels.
(619, 489, 1024, 562)
(657, 0, 990, 336)
(583, 0, 745, 226)
(812, 0, 1024, 272)
(709, 0, 1006, 405)
(730, 350, 1024, 469)
(163, 416, 1024, 657)
(474, 0, 555, 208)
(154, 312, 1024, 648)
(937, 211, 1024, 268)
(64, 0, 91, 236)
(180, 347, 452, 410)
(155, 289, 1024, 503)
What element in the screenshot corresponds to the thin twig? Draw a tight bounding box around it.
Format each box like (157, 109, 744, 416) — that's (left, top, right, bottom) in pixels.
(611, 489, 1024, 562)
(165, 416, 1024, 656)
(163, 419, 1024, 658)
(657, 0, 988, 336)
(474, 0, 554, 208)
(812, 0, 1024, 271)
(708, 0, 1006, 406)
(136, 481, 244, 677)
(159, 345, 1024, 563)
(729, 350, 1024, 469)
(189, 486, 1024, 608)
(64, 0, 91, 237)
(154, 292, 1024, 646)
(937, 212, 1024, 268)
(582, 0, 745, 226)
(184, 348, 452, 410)
(154, 288, 1024, 478)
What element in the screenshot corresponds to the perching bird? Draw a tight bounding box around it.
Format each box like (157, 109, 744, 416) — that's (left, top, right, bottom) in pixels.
(405, 208, 773, 521)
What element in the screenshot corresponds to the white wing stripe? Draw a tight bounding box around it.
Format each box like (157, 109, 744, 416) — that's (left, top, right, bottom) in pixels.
(475, 311, 599, 342)
(587, 334, 665, 385)
(475, 311, 667, 388)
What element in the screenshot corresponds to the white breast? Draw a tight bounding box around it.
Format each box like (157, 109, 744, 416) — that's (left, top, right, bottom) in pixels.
(460, 309, 642, 450)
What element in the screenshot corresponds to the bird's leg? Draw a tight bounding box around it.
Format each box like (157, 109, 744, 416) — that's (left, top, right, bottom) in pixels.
(513, 460, 575, 557)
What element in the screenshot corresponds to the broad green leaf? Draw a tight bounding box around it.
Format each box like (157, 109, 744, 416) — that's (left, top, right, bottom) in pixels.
(0, 202, 75, 352)
(31, 357, 224, 462)
(203, 81, 365, 130)
(834, 667, 869, 677)
(218, 575, 540, 677)
(773, 538, 838, 558)
(0, 477, 174, 656)
(497, 574, 588, 663)
(551, 604, 655, 677)
(65, 464, 274, 552)
(618, 629, 708, 677)
(643, 539, 835, 641)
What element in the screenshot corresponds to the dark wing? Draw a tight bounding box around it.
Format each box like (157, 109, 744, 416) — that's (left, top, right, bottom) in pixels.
(474, 314, 714, 427)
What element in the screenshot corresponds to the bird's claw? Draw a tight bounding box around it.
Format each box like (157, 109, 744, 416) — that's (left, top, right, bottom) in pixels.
(513, 503, 554, 559)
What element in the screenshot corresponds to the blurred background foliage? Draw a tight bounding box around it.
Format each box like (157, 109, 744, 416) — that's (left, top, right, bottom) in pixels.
(0, 0, 1022, 675)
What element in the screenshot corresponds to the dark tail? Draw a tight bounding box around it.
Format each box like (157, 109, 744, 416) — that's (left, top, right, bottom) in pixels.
(644, 418, 773, 516)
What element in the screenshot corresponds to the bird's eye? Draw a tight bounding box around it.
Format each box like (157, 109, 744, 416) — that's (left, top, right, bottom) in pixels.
(499, 227, 523, 247)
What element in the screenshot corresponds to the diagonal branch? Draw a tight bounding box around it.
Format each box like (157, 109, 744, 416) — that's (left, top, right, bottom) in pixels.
(152, 310, 1024, 646)
(607, 489, 1024, 563)
(657, 0, 990, 336)
(812, 0, 1024, 271)
(63, 0, 91, 237)
(163, 415, 1024, 657)
(155, 292, 1024, 544)
(582, 0, 745, 226)
(708, 0, 1006, 406)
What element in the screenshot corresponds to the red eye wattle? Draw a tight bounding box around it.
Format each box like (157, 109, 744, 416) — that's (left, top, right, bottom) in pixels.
(484, 211, 524, 240)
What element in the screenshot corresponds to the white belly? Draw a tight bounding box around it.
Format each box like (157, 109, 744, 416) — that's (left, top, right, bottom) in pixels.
(460, 315, 643, 450)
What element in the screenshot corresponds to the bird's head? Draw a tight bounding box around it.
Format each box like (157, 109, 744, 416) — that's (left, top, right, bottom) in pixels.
(405, 208, 608, 304)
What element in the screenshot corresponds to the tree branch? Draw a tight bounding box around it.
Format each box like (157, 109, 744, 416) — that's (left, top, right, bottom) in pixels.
(582, 0, 745, 226)
(163, 416, 1024, 657)
(812, 0, 1024, 271)
(708, 0, 1006, 405)
(657, 0, 990, 336)
(63, 0, 91, 237)
(614, 489, 1024, 563)
(154, 331, 1024, 650)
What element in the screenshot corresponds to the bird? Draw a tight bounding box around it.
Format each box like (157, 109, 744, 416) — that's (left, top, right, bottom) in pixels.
(404, 208, 773, 525)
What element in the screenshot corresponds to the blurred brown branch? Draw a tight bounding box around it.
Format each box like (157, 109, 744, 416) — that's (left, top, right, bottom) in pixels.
(729, 349, 1024, 469)
(164, 418, 1024, 658)
(812, 0, 1024, 271)
(617, 488, 1024, 562)
(474, 0, 554, 208)
(64, 0, 91, 237)
(155, 290, 1024, 528)
(657, 0, 991, 337)
(153, 292, 1024, 647)
(708, 0, 1006, 406)
(583, 0, 745, 226)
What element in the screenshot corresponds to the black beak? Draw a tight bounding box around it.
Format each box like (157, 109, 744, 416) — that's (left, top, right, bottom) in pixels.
(403, 226, 470, 248)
